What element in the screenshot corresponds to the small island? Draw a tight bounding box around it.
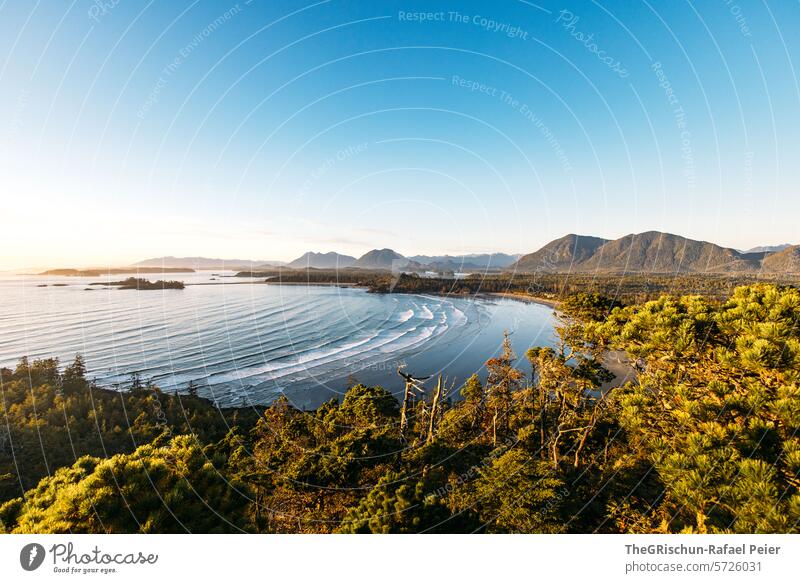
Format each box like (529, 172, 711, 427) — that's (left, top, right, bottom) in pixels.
(91, 277, 185, 290)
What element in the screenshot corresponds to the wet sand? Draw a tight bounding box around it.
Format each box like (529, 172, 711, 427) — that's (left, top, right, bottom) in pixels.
(484, 292, 560, 309)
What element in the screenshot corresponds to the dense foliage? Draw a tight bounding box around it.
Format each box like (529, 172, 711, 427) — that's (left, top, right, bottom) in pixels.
(2, 283, 798, 533)
(2, 436, 248, 533)
(100, 277, 186, 289)
(0, 357, 260, 504)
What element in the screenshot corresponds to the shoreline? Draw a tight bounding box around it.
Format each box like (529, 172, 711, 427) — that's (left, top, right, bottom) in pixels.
(188, 280, 559, 308)
(31, 275, 560, 309)
(482, 291, 560, 309)
(185, 280, 358, 287)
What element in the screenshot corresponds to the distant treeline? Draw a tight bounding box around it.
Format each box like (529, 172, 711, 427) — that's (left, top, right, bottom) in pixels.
(90, 277, 186, 290)
(393, 272, 800, 303)
(239, 267, 391, 286)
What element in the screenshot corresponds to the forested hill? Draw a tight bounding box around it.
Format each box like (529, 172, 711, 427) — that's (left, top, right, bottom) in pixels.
(353, 248, 407, 270)
(287, 252, 356, 269)
(1, 283, 799, 534)
(762, 245, 800, 273)
(512, 231, 799, 274)
(510, 234, 609, 272)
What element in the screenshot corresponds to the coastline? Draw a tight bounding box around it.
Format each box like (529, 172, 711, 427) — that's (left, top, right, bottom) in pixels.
(185, 280, 559, 308)
(261, 281, 358, 287)
(482, 291, 560, 309)
(185, 280, 358, 287)
(31, 274, 560, 311)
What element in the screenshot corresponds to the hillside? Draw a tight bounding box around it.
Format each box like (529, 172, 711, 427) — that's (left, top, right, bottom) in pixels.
(353, 248, 408, 270)
(511, 234, 609, 272)
(287, 251, 356, 269)
(511, 232, 798, 274)
(579, 232, 756, 273)
(761, 245, 800, 273)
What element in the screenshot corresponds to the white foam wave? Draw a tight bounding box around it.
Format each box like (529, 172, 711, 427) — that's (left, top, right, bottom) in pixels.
(450, 307, 467, 326)
(397, 309, 414, 322)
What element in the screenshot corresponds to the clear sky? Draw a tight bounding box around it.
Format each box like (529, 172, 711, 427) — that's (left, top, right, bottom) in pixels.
(1, 0, 798, 268)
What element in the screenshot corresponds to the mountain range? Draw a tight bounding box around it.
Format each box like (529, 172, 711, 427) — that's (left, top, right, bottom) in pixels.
(281, 249, 518, 271)
(134, 232, 799, 275)
(135, 256, 284, 269)
(510, 232, 800, 274)
(408, 253, 519, 270)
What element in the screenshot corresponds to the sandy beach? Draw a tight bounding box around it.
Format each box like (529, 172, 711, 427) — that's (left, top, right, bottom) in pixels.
(484, 292, 560, 309)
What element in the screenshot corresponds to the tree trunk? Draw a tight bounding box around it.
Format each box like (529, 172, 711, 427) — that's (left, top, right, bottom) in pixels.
(573, 411, 598, 468)
(399, 381, 412, 441)
(574, 425, 592, 468)
(427, 376, 442, 444)
(551, 427, 561, 468)
(539, 387, 547, 459)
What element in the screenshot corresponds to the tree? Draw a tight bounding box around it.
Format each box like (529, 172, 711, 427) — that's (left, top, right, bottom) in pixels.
(338, 471, 460, 533)
(61, 354, 87, 393)
(187, 380, 199, 398)
(601, 284, 800, 533)
(485, 332, 523, 445)
(0, 358, 260, 505)
(1, 436, 250, 533)
(454, 449, 565, 533)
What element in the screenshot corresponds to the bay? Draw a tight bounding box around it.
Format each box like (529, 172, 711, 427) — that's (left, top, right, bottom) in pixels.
(0, 271, 558, 408)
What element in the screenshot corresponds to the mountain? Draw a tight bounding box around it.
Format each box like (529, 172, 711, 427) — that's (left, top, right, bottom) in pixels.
(134, 256, 283, 269)
(510, 232, 800, 274)
(408, 253, 519, 270)
(742, 244, 792, 254)
(578, 232, 755, 273)
(511, 234, 609, 272)
(761, 245, 800, 273)
(287, 252, 356, 269)
(353, 249, 408, 270)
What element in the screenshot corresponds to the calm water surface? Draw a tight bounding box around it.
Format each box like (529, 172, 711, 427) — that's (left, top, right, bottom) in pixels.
(0, 271, 558, 407)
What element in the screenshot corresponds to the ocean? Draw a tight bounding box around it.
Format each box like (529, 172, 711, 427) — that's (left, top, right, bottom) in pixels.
(0, 271, 558, 408)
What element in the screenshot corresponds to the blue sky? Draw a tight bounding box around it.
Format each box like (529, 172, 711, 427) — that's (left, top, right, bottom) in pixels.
(1, 0, 798, 267)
